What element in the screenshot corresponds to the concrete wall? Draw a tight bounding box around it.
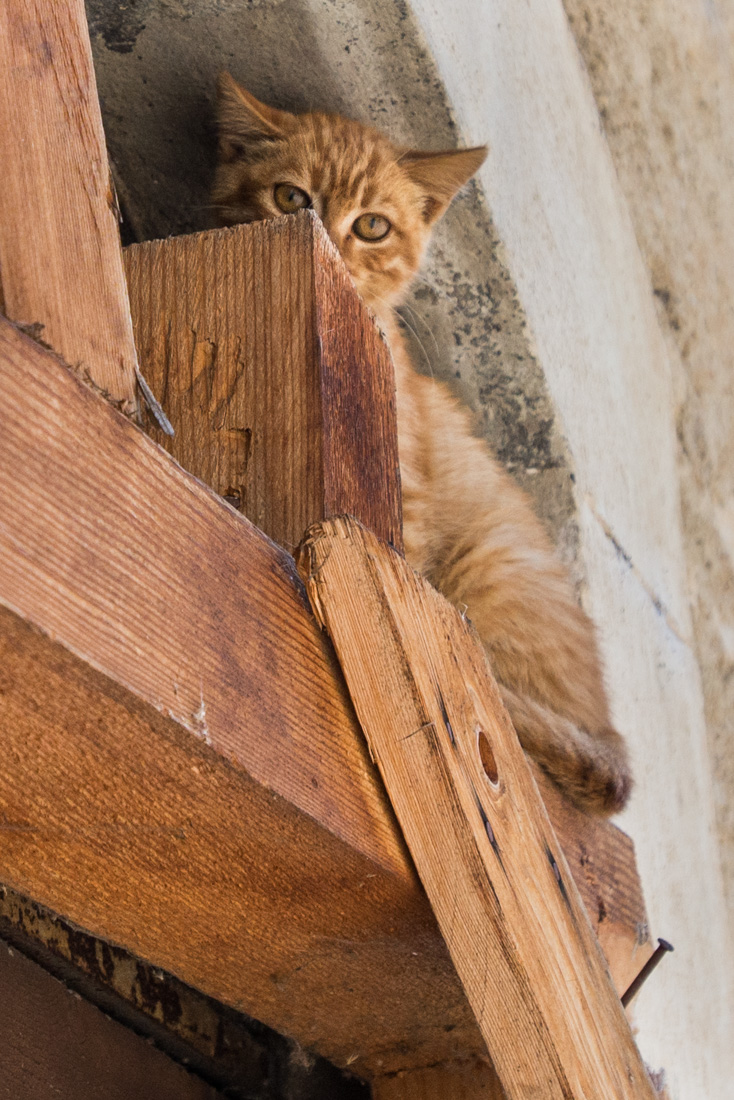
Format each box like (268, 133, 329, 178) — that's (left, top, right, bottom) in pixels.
(85, 1, 733, 1095)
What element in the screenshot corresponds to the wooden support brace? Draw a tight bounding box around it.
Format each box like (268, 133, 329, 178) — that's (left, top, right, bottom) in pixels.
(0, 0, 138, 412)
(299, 516, 658, 1100)
(0, 2, 654, 1085)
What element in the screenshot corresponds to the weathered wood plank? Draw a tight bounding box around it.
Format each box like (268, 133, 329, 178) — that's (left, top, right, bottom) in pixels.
(0, 939, 222, 1100)
(124, 213, 402, 552)
(0, 0, 137, 412)
(537, 772, 654, 997)
(0, 315, 650, 1077)
(122, 214, 650, 997)
(299, 516, 658, 1100)
(0, 313, 475, 1077)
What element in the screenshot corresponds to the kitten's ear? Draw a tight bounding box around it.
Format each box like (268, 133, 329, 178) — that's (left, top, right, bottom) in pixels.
(401, 145, 488, 223)
(216, 72, 293, 159)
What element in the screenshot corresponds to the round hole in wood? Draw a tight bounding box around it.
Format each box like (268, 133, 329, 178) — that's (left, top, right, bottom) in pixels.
(477, 727, 499, 785)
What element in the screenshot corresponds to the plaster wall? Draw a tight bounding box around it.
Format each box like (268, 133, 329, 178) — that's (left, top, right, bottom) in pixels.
(562, 0, 734, 968)
(409, 1, 734, 1094)
(84, 0, 733, 1095)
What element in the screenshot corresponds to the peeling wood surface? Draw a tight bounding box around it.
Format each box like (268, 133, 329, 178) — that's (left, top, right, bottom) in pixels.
(0, 938, 221, 1100)
(0, 316, 649, 1076)
(0, 0, 138, 412)
(124, 212, 402, 552)
(299, 516, 658, 1099)
(0, 885, 369, 1100)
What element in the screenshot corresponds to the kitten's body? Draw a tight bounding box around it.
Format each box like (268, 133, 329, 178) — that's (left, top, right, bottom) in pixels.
(213, 74, 631, 815)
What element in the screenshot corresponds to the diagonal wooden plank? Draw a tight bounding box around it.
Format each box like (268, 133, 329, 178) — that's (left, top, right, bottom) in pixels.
(298, 516, 658, 1100)
(0, 0, 137, 412)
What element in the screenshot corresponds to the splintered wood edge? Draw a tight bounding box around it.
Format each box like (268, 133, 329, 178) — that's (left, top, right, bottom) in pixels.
(298, 516, 657, 1100)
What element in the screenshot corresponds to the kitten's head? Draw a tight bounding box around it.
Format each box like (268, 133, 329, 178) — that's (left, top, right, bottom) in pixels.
(213, 73, 487, 312)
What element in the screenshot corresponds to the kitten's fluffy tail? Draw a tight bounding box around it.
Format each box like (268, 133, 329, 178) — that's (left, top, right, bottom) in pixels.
(500, 687, 632, 816)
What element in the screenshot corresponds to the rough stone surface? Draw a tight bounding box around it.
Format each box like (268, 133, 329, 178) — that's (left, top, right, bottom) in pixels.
(578, 501, 728, 1096)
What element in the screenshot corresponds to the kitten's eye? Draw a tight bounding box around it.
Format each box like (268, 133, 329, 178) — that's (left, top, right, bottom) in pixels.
(353, 213, 391, 241)
(274, 183, 311, 213)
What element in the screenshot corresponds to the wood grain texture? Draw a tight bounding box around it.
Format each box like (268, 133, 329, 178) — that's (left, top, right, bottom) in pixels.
(0, 314, 400, 877)
(0, 604, 470, 1079)
(0, 0, 137, 412)
(124, 212, 402, 551)
(123, 211, 649, 994)
(0, 317, 649, 1077)
(536, 772, 654, 996)
(0, 939, 221, 1100)
(0, 610, 416, 1079)
(373, 1062, 504, 1100)
(299, 516, 658, 1100)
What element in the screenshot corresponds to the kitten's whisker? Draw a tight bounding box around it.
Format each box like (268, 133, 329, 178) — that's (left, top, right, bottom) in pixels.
(369, 292, 437, 379)
(399, 300, 441, 364)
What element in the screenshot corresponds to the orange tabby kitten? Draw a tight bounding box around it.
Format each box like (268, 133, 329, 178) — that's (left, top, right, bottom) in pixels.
(213, 72, 631, 815)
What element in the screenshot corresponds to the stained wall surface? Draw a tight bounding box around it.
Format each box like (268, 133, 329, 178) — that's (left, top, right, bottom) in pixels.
(85, 1, 733, 1096)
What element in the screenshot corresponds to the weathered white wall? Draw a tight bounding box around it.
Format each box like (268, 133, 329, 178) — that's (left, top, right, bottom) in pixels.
(408, 0, 734, 1095)
(561, 0, 734, 956)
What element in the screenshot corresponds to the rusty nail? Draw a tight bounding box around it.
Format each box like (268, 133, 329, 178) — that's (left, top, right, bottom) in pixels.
(621, 938, 674, 1007)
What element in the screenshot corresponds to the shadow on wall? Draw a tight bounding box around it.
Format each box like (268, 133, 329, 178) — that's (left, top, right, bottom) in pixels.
(86, 0, 578, 553)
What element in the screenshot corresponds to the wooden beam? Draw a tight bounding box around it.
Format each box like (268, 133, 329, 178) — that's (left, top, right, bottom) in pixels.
(123, 213, 402, 552)
(0, 0, 138, 413)
(299, 516, 658, 1099)
(536, 771, 654, 998)
(0, 939, 221, 1099)
(0, 601, 459, 1079)
(0, 316, 649, 1077)
(0, 311, 402, 875)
